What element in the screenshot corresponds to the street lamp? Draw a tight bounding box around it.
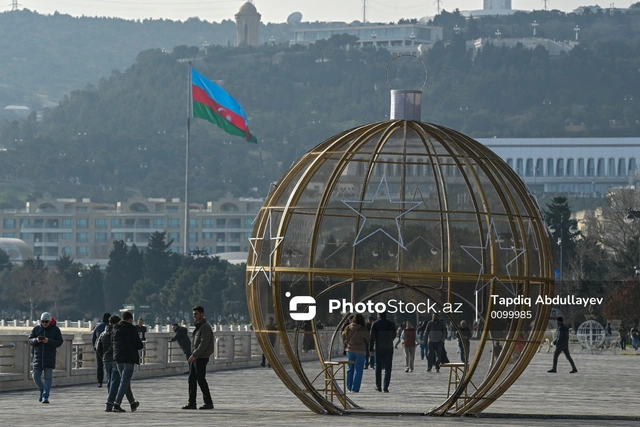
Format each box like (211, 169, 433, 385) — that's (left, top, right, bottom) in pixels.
(453, 25, 460, 35)
(371, 31, 377, 47)
(532, 20, 538, 37)
(269, 36, 276, 46)
(623, 210, 640, 275)
(548, 223, 578, 281)
(495, 29, 502, 39)
(574, 25, 580, 42)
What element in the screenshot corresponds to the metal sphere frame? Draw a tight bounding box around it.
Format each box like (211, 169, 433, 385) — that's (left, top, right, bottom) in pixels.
(247, 120, 555, 416)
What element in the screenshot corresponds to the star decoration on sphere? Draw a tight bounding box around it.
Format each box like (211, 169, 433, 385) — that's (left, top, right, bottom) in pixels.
(248, 209, 284, 287)
(342, 175, 422, 250)
(460, 218, 526, 297)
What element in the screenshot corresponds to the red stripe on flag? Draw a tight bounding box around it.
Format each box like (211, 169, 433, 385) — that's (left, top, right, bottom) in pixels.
(192, 85, 249, 133)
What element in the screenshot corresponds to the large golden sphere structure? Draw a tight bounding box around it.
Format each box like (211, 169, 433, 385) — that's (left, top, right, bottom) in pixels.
(247, 118, 554, 415)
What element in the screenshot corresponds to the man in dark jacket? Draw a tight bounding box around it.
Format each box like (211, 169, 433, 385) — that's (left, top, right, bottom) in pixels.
(182, 305, 214, 410)
(91, 312, 110, 388)
(170, 323, 192, 360)
(548, 316, 578, 374)
(424, 313, 447, 372)
(369, 312, 396, 393)
(111, 311, 144, 412)
(28, 312, 63, 403)
(98, 315, 139, 412)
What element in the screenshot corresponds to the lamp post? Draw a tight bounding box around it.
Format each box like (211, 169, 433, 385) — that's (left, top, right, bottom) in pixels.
(548, 223, 578, 281)
(532, 20, 538, 37)
(623, 211, 640, 275)
(495, 29, 502, 40)
(574, 25, 580, 42)
(371, 31, 377, 47)
(453, 25, 460, 35)
(269, 36, 276, 46)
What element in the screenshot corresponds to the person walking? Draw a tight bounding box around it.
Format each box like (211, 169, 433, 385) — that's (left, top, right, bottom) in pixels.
(548, 316, 578, 374)
(170, 323, 192, 361)
(401, 321, 417, 372)
(394, 321, 405, 349)
(424, 313, 446, 372)
(369, 312, 396, 393)
(111, 311, 144, 412)
(631, 325, 640, 351)
(91, 312, 110, 388)
(619, 323, 628, 351)
(365, 316, 376, 369)
(341, 313, 369, 393)
(457, 320, 472, 363)
(182, 305, 215, 410)
(136, 318, 147, 342)
(416, 320, 427, 360)
(28, 312, 63, 404)
(99, 315, 139, 412)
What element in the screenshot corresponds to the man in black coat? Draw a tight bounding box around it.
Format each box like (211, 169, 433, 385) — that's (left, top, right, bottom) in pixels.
(91, 312, 110, 388)
(548, 316, 578, 374)
(369, 312, 396, 393)
(28, 312, 63, 403)
(111, 311, 144, 412)
(170, 323, 192, 360)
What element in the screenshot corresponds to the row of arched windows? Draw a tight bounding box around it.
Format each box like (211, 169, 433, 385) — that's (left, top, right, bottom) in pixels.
(506, 157, 638, 178)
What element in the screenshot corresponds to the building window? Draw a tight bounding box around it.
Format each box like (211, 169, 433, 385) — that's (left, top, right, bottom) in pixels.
(2, 232, 16, 238)
(111, 219, 121, 228)
(506, 158, 513, 169)
(535, 159, 544, 177)
(202, 232, 213, 239)
(189, 232, 198, 242)
(577, 159, 585, 177)
(61, 233, 72, 240)
(153, 218, 164, 228)
(111, 232, 124, 240)
(556, 159, 564, 177)
(221, 203, 239, 212)
(20, 219, 30, 228)
(168, 218, 180, 229)
(546, 159, 554, 177)
(168, 232, 180, 242)
(525, 159, 534, 177)
(516, 159, 523, 176)
(596, 158, 605, 177)
(587, 158, 595, 177)
(62, 247, 72, 256)
(76, 206, 88, 213)
(76, 246, 89, 256)
(62, 219, 73, 229)
(2, 219, 15, 228)
(216, 219, 226, 228)
(245, 232, 252, 239)
(217, 233, 225, 242)
(76, 232, 89, 242)
(167, 205, 179, 212)
(138, 219, 150, 228)
(202, 219, 213, 228)
(95, 219, 108, 229)
(203, 246, 212, 254)
(566, 159, 575, 177)
(20, 233, 31, 240)
(95, 232, 107, 242)
(244, 218, 253, 227)
(229, 218, 241, 228)
(618, 158, 627, 177)
(608, 158, 616, 177)
(189, 218, 198, 228)
(76, 219, 88, 229)
(125, 219, 135, 229)
(629, 158, 637, 174)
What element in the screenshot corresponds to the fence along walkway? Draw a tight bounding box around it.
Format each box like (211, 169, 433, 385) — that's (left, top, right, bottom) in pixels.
(2, 342, 640, 426)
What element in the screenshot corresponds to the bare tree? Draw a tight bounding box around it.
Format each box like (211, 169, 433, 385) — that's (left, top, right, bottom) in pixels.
(5, 259, 53, 321)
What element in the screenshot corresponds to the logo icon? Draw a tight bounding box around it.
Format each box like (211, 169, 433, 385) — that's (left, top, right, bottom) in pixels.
(286, 292, 316, 321)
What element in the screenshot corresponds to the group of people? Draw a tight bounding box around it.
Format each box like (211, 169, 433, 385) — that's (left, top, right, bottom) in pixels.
(28, 305, 216, 411)
(341, 312, 473, 394)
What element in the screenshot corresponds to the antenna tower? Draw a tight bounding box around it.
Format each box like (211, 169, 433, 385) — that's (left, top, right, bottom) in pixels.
(435, 0, 442, 15)
(542, 0, 549, 11)
(11, 0, 20, 11)
(362, 0, 367, 23)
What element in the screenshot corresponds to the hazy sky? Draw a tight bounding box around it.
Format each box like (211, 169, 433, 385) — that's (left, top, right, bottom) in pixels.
(17, 0, 637, 23)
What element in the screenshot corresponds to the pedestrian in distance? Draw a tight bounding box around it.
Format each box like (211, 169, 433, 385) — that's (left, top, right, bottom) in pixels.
(401, 321, 417, 372)
(394, 321, 405, 349)
(365, 316, 376, 369)
(136, 318, 147, 342)
(111, 311, 144, 412)
(369, 311, 396, 393)
(182, 306, 215, 410)
(424, 313, 446, 372)
(99, 315, 139, 412)
(341, 313, 370, 393)
(170, 323, 192, 361)
(416, 320, 427, 360)
(619, 323, 628, 350)
(548, 316, 578, 374)
(91, 312, 110, 388)
(28, 312, 63, 404)
(457, 320, 472, 364)
(630, 325, 640, 351)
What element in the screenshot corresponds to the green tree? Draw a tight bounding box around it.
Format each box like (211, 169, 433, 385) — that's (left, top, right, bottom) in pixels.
(104, 240, 132, 312)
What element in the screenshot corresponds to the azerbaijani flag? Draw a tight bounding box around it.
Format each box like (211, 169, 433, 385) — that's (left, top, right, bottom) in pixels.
(191, 68, 257, 143)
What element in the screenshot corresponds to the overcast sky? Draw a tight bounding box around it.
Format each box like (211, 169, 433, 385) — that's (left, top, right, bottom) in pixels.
(17, 0, 637, 23)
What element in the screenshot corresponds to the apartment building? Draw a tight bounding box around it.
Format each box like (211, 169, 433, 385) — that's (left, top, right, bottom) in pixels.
(0, 194, 264, 266)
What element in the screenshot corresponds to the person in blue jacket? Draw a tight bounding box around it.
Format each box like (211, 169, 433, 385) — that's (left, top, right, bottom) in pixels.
(28, 312, 64, 403)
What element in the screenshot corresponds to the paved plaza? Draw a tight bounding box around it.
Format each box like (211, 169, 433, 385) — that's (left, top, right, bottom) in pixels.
(2, 346, 640, 426)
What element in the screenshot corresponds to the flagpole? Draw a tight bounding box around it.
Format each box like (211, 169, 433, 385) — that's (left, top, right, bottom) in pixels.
(184, 62, 192, 255)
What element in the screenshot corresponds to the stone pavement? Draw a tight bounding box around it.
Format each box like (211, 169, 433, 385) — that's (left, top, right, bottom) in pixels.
(2, 345, 640, 427)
